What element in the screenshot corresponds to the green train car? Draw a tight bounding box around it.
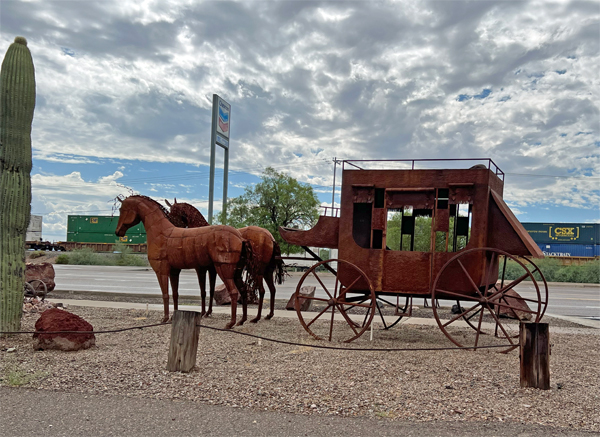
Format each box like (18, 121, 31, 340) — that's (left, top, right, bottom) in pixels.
(67, 215, 147, 244)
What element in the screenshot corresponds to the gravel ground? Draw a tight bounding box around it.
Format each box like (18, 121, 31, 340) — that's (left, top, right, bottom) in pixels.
(1, 303, 599, 433)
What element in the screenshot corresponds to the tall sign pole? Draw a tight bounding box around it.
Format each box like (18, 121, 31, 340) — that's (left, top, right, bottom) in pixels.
(208, 94, 231, 224)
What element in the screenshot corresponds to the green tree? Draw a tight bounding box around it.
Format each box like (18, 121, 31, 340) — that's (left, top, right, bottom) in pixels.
(218, 167, 320, 253)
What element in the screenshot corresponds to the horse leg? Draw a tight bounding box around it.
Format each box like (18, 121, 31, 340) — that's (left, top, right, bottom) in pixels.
(207, 265, 217, 316)
(214, 264, 239, 329)
(169, 268, 181, 312)
(250, 275, 265, 323)
(264, 271, 276, 320)
(153, 268, 170, 323)
(196, 268, 207, 316)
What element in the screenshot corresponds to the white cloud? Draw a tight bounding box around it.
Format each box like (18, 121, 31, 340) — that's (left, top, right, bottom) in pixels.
(0, 0, 597, 224)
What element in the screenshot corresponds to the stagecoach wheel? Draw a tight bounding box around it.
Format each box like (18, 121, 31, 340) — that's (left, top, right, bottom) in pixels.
(500, 255, 549, 320)
(359, 296, 410, 330)
(432, 248, 543, 353)
(449, 300, 486, 334)
(23, 281, 36, 297)
(25, 279, 48, 301)
(294, 259, 376, 343)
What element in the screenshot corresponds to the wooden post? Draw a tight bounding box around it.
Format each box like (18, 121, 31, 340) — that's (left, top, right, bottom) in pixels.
(167, 310, 201, 372)
(520, 322, 550, 389)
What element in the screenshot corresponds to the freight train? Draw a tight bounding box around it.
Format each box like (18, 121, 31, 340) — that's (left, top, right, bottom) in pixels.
(522, 222, 600, 261)
(26, 214, 148, 252)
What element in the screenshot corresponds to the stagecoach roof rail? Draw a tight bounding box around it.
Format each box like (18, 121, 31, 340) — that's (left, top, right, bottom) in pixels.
(320, 205, 340, 217)
(342, 158, 504, 181)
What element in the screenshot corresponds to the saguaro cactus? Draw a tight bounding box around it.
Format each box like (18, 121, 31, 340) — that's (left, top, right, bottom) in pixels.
(0, 36, 35, 334)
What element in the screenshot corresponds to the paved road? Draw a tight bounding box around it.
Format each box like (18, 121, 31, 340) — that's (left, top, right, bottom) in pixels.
(53, 265, 600, 319)
(1, 387, 593, 437)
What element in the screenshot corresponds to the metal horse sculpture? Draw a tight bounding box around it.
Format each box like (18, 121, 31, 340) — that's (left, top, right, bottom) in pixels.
(165, 198, 216, 317)
(165, 198, 284, 323)
(115, 195, 258, 328)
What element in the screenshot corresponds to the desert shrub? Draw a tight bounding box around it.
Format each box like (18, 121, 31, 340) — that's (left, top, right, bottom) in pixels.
(55, 254, 69, 264)
(112, 242, 148, 267)
(64, 248, 107, 265)
(554, 260, 600, 284)
(503, 257, 599, 284)
(53, 246, 148, 267)
(28, 251, 45, 259)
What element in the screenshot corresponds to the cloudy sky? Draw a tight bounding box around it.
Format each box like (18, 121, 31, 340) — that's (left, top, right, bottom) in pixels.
(1, 0, 598, 242)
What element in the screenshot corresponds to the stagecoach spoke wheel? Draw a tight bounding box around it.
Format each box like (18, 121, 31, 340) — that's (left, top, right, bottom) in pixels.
(432, 248, 545, 353)
(294, 259, 376, 342)
(358, 296, 410, 330)
(24, 279, 48, 301)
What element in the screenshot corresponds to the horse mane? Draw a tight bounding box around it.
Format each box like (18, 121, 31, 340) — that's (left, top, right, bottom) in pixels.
(128, 195, 169, 217)
(166, 201, 209, 228)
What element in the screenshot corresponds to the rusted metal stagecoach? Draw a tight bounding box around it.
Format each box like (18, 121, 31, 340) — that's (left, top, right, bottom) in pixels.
(279, 159, 548, 350)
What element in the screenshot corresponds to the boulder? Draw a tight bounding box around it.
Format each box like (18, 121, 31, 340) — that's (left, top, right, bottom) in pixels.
(491, 289, 532, 321)
(33, 308, 95, 351)
(213, 284, 231, 305)
(25, 262, 56, 295)
(286, 286, 316, 311)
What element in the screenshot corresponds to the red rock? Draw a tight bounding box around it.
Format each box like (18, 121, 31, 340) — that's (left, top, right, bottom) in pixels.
(25, 262, 56, 294)
(213, 284, 232, 305)
(286, 286, 315, 311)
(33, 308, 95, 351)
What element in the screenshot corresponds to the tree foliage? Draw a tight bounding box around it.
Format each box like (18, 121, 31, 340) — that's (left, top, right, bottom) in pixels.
(218, 167, 320, 253)
(386, 211, 468, 253)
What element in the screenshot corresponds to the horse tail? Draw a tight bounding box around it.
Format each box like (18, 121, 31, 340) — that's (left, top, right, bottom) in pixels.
(241, 239, 260, 303)
(270, 241, 285, 285)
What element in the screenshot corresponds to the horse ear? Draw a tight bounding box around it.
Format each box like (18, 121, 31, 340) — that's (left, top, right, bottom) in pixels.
(165, 199, 172, 207)
(174, 197, 177, 204)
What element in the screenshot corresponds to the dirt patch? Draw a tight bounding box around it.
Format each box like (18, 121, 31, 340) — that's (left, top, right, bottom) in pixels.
(25, 251, 62, 265)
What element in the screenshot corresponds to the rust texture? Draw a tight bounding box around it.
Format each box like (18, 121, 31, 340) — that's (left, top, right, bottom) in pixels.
(116, 195, 259, 329)
(278, 215, 340, 249)
(166, 199, 284, 323)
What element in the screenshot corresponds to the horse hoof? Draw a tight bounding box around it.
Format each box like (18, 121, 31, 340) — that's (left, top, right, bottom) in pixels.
(250, 318, 260, 324)
(236, 320, 246, 327)
(265, 314, 273, 320)
(161, 317, 169, 324)
(224, 323, 234, 329)
(206, 311, 213, 317)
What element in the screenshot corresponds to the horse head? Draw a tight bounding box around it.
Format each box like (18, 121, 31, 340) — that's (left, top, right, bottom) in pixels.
(115, 196, 142, 237)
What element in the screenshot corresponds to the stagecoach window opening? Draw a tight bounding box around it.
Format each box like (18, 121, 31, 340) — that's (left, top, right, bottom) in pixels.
(451, 203, 471, 252)
(386, 207, 432, 252)
(374, 188, 385, 209)
(433, 200, 472, 252)
(352, 203, 372, 249)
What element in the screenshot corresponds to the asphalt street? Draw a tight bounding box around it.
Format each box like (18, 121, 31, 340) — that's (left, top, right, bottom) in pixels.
(1, 387, 594, 437)
(53, 265, 600, 319)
